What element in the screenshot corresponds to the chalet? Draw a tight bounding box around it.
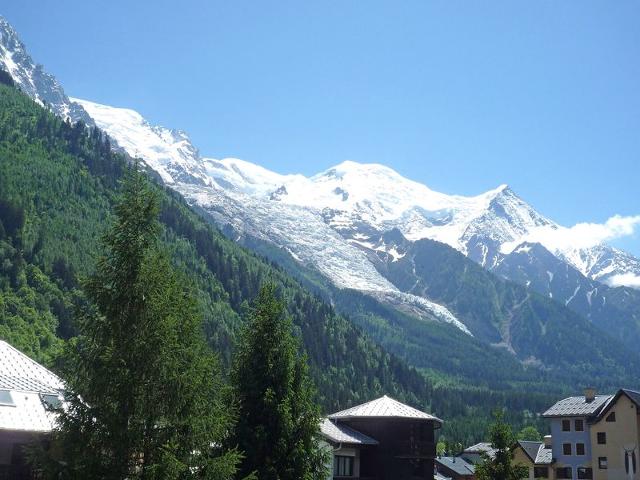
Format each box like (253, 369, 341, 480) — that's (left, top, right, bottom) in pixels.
(511, 438, 553, 479)
(320, 395, 442, 480)
(0, 340, 63, 479)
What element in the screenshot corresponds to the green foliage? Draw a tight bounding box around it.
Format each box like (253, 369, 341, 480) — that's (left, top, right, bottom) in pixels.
(517, 426, 542, 442)
(43, 169, 242, 479)
(231, 284, 327, 480)
(475, 411, 528, 480)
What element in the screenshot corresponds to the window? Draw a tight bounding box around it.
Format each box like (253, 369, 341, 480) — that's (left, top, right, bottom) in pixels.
(597, 432, 606, 444)
(333, 455, 354, 477)
(606, 411, 616, 422)
(563, 443, 572, 455)
(534, 466, 549, 478)
(575, 419, 584, 431)
(40, 393, 62, 410)
(576, 443, 585, 455)
(578, 467, 593, 479)
(0, 390, 15, 406)
(598, 457, 608, 469)
(557, 467, 573, 479)
(562, 419, 571, 431)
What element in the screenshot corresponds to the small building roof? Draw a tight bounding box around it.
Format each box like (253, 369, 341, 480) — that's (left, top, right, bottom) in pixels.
(518, 440, 542, 463)
(320, 418, 378, 445)
(435, 456, 475, 477)
(463, 442, 496, 458)
(542, 394, 612, 418)
(535, 445, 553, 465)
(515, 440, 552, 465)
(328, 395, 442, 424)
(0, 340, 64, 433)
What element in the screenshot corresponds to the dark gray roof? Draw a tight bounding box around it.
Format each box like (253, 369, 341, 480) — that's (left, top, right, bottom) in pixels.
(592, 389, 640, 422)
(518, 441, 542, 463)
(320, 418, 378, 445)
(515, 441, 553, 465)
(622, 389, 640, 407)
(435, 456, 475, 476)
(328, 395, 442, 424)
(542, 394, 612, 417)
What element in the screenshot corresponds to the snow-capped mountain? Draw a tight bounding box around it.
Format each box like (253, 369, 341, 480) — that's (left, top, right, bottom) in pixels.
(2, 13, 640, 344)
(0, 17, 91, 124)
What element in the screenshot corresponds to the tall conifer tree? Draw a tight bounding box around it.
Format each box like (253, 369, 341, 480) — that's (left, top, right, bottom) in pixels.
(475, 410, 528, 480)
(45, 167, 242, 479)
(230, 284, 327, 480)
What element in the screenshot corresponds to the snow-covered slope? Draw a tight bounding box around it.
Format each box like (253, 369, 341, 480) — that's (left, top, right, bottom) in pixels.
(0, 16, 91, 124)
(73, 98, 212, 187)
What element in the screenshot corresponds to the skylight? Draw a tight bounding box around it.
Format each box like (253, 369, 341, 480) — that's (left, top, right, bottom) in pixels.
(0, 389, 15, 406)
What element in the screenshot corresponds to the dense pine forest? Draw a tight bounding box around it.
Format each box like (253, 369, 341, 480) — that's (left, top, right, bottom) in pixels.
(0, 78, 558, 444)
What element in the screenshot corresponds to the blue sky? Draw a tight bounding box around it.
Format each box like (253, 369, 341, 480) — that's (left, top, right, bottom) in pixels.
(4, 1, 640, 254)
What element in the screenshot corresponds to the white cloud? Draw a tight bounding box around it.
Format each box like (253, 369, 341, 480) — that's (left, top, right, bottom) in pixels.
(501, 214, 640, 254)
(606, 273, 640, 290)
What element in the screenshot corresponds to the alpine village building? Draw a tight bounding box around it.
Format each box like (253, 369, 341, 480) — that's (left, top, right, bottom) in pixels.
(0, 340, 64, 479)
(522, 388, 640, 480)
(320, 395, 443, 480)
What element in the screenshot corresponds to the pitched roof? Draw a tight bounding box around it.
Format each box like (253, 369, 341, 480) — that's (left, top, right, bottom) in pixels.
(320, 418, 378, 445)
(515, 440, 552, 465)
(0, 340, 64, 432)
(518, 440, 542, 463)
(328, 395, 442, 424)
(535, 445, 553, 465)
(0, 341, 63, 392)
(542, 394, 612, 418)
(592, 388, 640, 422)
(463, 442, 496, 457)
(435, 456, 475, 476)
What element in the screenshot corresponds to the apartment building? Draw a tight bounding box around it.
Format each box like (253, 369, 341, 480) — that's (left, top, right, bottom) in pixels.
(539, 388, 640, 480)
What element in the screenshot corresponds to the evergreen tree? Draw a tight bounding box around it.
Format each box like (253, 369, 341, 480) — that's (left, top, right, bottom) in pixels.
(230, 284, 328, 480)
(43, 168, 242, 479)
(475, 410, 528, 480)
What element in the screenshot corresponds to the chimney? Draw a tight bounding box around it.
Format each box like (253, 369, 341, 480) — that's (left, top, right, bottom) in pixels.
(584, 387, 597, 403)
(544, 435, 552, 448)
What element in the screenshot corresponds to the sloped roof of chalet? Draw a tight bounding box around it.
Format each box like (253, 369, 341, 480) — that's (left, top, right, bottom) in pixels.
(515, 440, 553, 465)
(535, 445, 553, 465)
(320, 418, 378, 445)
(0, 341, 63, 393)
(328, 395, 442, 424)
(0, 340, 64, 432)
(518, 441, 542, 463)
(463, 442, 496, 458)
(592, 388, 640, 422)
(435, 456, 475, 476)
(542, 394, 612, 418)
